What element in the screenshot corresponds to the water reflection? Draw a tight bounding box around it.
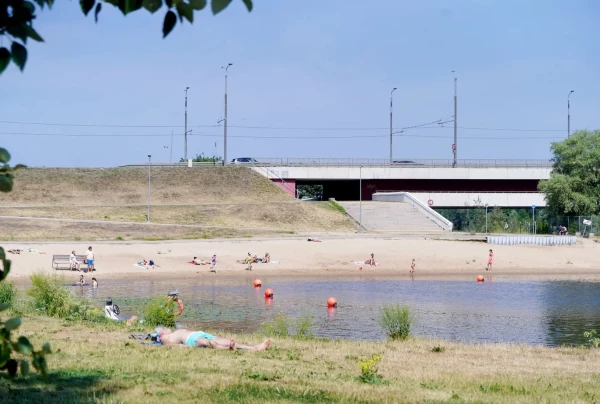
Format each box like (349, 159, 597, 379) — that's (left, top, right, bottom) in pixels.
(82, 275, 600, 347)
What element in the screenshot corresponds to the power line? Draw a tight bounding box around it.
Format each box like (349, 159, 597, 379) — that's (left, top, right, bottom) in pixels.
(0, 119, 568, 132)
(0, 131, 565, 140)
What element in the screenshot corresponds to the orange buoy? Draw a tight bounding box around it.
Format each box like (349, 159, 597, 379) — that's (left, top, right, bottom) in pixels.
(476, 275, 485, 282)
(264, 288, 274, 298)
(327, 297, 338, 308)
(253, 279, 262, 288)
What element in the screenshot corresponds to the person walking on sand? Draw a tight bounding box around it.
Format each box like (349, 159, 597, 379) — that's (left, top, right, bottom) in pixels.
(486, 249, 494, 271)
(210, 255, 217, 273)
(86, 246, 95, 272)
(410, 259, 415, 274)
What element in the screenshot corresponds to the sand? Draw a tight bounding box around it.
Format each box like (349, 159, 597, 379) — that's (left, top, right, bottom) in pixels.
(4, 236, 600, 281)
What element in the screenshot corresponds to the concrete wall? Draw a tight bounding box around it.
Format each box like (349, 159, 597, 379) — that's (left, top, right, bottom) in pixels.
(255, 166, 550, 181)
(271, 178, 296, 197)
(409, 192, 546, 208)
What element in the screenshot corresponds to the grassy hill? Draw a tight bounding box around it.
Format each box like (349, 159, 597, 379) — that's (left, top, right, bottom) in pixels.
(0, 167, 355, 241)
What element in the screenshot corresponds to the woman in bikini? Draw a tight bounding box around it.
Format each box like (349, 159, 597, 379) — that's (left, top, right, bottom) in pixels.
(410, 259, 415, 274)
(486, 249, 494, 271)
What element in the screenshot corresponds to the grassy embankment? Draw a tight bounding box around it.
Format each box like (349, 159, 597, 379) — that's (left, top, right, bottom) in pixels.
(3, 315, 600, 403)
(0, 167, 354, 241)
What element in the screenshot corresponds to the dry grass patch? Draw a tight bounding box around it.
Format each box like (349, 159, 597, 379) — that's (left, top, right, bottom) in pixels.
(2, 316, 600, 403)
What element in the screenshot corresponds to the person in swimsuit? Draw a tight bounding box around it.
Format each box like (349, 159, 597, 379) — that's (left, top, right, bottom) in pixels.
(78, 274, 85, 286)
(92, 277, 98, 288)
(366, 253, 376, 266)
(486, 249, 494, 271)
(156, 328, 270, 351)
(210, 255, 217, 272)
(264, 252, 271, 263)
(410, 259, 415, 274)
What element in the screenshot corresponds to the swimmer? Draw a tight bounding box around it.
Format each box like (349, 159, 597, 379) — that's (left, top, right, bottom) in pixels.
(92, 277, 98, 288)
(156, 327, 270, 351)
(486, 249, 494, 271)
(78, 274, 85, 286)
(410, 259, 415, 274)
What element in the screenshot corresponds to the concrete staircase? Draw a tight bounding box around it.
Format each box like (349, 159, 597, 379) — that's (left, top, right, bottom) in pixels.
(339, 201, 446, 232)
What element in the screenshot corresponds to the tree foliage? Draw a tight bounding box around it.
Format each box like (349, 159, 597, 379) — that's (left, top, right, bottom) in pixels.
(0, 148, 50, 378)
(538, 130, 600, 216)
(0, 0, 252, 74)
(297, 184, 322, 199)
(180, 153, 222, 163)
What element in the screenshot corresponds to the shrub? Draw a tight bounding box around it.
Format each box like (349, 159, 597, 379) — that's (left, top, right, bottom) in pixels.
(379, 304, 414, 340)
(294, 313, 314, 339)
(583, 330, 600, 348)
(358, 355, 385, 384)
(0, 281, 16, 305)
(143, 297, 175, 327)
(261, 313, 291, 337)
(27, 273, 77, 318)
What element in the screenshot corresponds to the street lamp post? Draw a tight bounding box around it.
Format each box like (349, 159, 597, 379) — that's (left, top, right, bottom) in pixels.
(184, 87, 190, 160)
(147, 154, 152, 223)
(223, 63, 233, 165)
(568, 90, 574, 137)
(389, 87, 397, 163)
(359, 166, 363, 231)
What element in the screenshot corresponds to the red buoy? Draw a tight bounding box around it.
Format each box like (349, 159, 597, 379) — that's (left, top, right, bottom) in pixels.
(476, 275, 485, 282)
(264, 288, 274, 298)
(327, 297, 338, 308)
(253, 279, 262, 288)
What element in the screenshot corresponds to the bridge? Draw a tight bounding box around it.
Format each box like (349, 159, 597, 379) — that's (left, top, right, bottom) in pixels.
(250, 158, 552, 208)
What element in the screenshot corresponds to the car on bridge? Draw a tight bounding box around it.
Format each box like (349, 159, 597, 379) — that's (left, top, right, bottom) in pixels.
(231, 157, 258, 164)
(391, 160, 422, 165)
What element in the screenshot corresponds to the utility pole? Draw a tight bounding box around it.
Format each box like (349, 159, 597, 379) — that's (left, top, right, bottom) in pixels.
(170, 131, 173, 163)
(223, 63, 233, 165)
(390, 87, 397, 163)
(184, 87, 190, 160)
(453, 71, 458, 167)
(147, 154, 152, 223)
(568, 90, 574, 137)
(359, 166, 363, 231)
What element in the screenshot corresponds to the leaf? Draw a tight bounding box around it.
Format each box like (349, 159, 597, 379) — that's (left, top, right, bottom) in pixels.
(6, 24, 28, 43)
(241, 0, 252, 12)
(0, 176, 13, 193)
(94, 2, 102, 22)
(176, 2, 193, 23)
(188, 0, 205, 10)
(33, 0, 46, 8)
(20, 360, 30, 376)
(143, 0, 162, 13)
(11, 42, 27, 71)
(5, 317, 21, 331)
(80, 0, 96, 15)
(0, 48, 10, 74)
(17, 337, 33, 355)
(165, 0, 172, 8)
(0, 148, 10, 163)
(211, 0, 232, 15)
(162, 10, 177, 37)
(24, 25, 44, 42)
(0, 303, 10, 312)
(118, 0, 143, 15)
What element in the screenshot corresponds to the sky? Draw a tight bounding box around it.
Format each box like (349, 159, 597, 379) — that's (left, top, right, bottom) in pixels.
(1, 0, 599, 167)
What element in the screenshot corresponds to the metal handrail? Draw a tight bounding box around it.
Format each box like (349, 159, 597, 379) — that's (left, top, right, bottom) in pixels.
(376, 190, 542, 194)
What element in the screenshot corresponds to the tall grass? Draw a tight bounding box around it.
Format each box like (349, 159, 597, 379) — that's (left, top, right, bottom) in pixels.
(379, 304, 414, 340)
(28, 273, 77, 318)
(261, 313, 314, 339)
(143, 297, 175, 327)
(0, 281, 16, 305)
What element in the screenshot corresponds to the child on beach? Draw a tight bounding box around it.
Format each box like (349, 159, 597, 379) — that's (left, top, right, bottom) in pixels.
(210, 255, 217, 273)
(410, 259, 415, 274)
(486, 249, 494, 271)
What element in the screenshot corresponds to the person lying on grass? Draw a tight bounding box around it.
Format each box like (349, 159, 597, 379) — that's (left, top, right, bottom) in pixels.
(156, 327, 271, 351)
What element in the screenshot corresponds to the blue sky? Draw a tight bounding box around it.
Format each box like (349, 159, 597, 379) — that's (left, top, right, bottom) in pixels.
(1, 0, 599, 167)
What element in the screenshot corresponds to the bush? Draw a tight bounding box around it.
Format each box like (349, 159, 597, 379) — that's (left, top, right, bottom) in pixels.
(295, 313, 314, 339)
(358, 355, 385, 384)
(0, 281, 16, 305)
(379, 304, 414, 340)
(27, 273, 77, 318)
(261, 313, 291, 337)
(143, 297, 175, 327)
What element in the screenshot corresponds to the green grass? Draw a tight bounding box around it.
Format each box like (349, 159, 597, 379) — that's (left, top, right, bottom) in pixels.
(379, 304, 414, 341)
(0, 280, 16, 305)
(326, 200, 347, 215)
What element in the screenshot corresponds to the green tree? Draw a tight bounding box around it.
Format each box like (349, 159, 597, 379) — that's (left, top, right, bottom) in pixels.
(180, 153, 222, 163)
(297, 184, 322, 199)
(0, 0, 252, 74)
(538, 130, 600, 216)
(0, 149, 50, 377)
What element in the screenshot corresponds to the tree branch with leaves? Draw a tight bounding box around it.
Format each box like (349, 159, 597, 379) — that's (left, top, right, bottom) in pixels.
(0, 0, 252, 74)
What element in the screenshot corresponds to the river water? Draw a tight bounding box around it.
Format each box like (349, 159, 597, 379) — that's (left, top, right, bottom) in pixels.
(77, 275, 600, 347)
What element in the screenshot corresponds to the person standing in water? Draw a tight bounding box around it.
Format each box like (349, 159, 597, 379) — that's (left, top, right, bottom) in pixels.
(486, 249, 494, 271)
(410, 259, 416, 274)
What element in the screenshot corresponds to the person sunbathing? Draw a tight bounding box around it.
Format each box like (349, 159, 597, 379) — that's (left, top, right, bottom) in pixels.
(307, 238, 322, 242)
(264, 252, 271, 263)
(193, 257, 209, 265)
(156, 327, 270, 351)
(365, 253, 376, 266)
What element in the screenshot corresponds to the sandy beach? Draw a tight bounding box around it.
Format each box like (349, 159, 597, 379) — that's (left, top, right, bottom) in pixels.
(5, 236, 600, 280)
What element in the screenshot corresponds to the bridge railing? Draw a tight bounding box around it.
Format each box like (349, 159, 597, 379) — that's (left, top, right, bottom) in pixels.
(122, 158, 553, 168)
(376, 190, 542, 194)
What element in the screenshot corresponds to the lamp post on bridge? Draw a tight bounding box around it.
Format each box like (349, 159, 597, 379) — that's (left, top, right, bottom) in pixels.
(390, 87, 397, 163)
(568, 90, 574, 137)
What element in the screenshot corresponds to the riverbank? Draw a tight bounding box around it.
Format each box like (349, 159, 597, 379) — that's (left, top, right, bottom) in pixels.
(5, 236, 600, 279)
(3, 315, 600, 403)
